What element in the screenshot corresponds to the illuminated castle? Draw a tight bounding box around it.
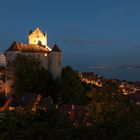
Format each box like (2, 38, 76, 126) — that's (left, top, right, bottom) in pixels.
(0, 28, 62, 94)
(5, 27, 61, 77)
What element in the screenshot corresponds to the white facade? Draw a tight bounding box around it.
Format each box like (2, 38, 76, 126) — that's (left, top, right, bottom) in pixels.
(28, 27, 50, 50)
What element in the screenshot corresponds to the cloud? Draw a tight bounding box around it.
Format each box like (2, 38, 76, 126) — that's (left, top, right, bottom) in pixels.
(59, 24, 140, 49)
(60, 37, 140, 48)
(61, 37, 116, 46)
(60, 24, 85, 35)
(129, 44, 140, 48)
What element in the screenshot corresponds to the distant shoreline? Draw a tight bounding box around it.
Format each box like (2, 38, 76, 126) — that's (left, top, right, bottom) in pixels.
(87, 66, 140, 69)
(72, 66, 140, 82)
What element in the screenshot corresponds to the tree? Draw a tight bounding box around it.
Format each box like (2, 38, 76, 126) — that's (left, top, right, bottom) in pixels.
(50, 66, 90, 105)
(87, 80, 136, 122)
(86, 80, 140, 139)
(0, 110, 75, 140)
(8, 55, 90, 105)
(0, 94, 6, 107)
(8, 54, 53, 96)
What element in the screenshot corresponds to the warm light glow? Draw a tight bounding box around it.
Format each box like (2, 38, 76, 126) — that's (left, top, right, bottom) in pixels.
(9, 106, 15, 111)
(81, 77, 102, 87)
(28, 28, 47, 46)
(32, 94, 42, 112)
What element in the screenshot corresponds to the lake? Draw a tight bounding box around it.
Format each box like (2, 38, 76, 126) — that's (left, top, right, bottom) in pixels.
(74, 66, 140, 82)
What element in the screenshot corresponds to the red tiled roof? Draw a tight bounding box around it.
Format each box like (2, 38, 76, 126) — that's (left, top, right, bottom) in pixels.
(6, 41, 50, 53)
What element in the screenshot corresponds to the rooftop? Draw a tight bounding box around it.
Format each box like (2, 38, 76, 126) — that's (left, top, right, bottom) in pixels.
(6, 41, 50, 53)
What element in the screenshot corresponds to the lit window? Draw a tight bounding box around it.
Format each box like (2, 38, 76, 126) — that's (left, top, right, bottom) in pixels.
(44, 53, 47, 56)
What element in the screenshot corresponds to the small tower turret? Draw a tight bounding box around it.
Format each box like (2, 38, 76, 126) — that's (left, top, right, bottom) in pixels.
(49, 44, 61, 78)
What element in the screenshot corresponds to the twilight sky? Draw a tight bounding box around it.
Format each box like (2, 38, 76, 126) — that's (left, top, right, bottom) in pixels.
(0, 0, 140, 67)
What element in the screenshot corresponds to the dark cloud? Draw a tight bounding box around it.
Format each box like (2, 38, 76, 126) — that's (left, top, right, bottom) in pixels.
(60, 24, 85, 34)
(60, 37, 140, 48)
(129, 44, 140, 48)
(61, 37, 116, 46)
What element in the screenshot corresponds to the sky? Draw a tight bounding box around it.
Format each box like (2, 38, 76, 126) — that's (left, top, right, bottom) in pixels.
(0, 0, 140, 67)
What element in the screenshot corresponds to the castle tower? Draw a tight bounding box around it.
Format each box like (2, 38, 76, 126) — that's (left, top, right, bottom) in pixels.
(28, 27, 50, 50)
(49, 44, 61, 78)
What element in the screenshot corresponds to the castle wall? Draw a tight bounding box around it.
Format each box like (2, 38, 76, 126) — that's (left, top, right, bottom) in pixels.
(5, 52, 49, 70)
(39, 53, 49, 69)
(4, 51, 61, 95)
(5, 51, 21, 63)
(49, 52, 61, 78)
(23, 52, 49, 69)
(4, 52, 50, 95)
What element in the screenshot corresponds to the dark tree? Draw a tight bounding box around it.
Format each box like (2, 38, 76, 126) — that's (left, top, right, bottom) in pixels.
(50, 66, 90, 105)
(8, 54, 53, 96)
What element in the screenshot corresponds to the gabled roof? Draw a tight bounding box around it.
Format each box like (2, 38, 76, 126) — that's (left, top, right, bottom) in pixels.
(6, 41, 21, 51)
(29, 27, 46, 37)
(6, 41, 50, 53)
(51, 44, 61, 52)
(10, 93, 53, 111)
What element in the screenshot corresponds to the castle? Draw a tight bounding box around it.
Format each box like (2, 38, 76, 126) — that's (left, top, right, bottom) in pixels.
(0, 27, 62, 94)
